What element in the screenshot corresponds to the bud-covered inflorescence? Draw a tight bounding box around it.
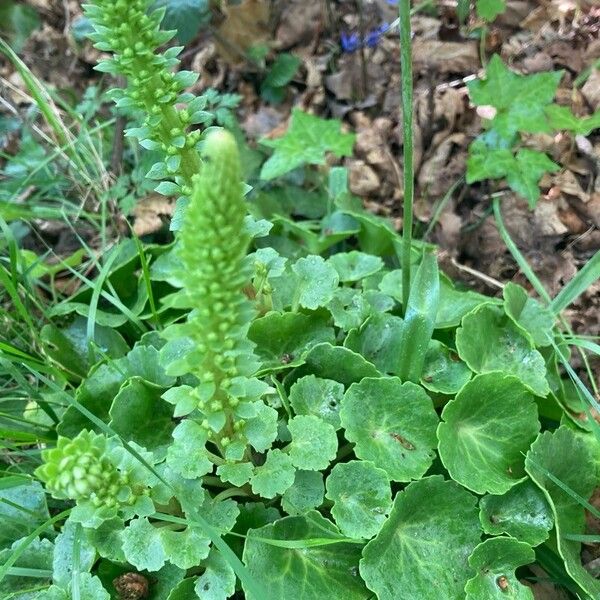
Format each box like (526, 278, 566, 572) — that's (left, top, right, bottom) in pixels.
(84, 0, 203, 224)
(35, 431, 131, 508)
(176, 130, 262, 445)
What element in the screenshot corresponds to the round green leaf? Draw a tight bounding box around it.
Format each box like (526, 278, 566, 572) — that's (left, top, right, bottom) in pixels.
(479, 480, 553, 546)
(340, 377, 438, 481)
(0, 481, 49, 550)
(465, 537, 535, 599)
(289, 375, 344, 429)
(503, 282, 554, 347)
(298, 342, 380, 387)
(360, 476, 481, 600)
(344, 313, 404, 374)
(421, 339, 472, 394)
(250, 449, 295, 498)
(327, 288, 370, 331)
(291, 255, 339, 310)
(326, 461, 391, 539)
(525, 427, 600, 598)
(328, 251, 384, 282)
(217, 462, 253, 487)
(249, 312, 334, 374)
(288, 415, 338, 471)
(194, 547, 236, 600)
(282, 470, 325, 516)
(243, 511, 370, 600)
(166, 420, 212, 479)
(438, 373, 540, 494)
(456, 304, 549, 397)
(120, 517, 166, 572)
(160, 526, 211, 570)
(109, 378, 175, 454)
(53, 519, 96, 589)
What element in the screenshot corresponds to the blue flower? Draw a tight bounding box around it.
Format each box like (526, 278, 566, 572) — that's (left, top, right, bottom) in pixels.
(341, 31, 360, 53)
(365, 22, 391, 47)
(386, 0, 398, 4)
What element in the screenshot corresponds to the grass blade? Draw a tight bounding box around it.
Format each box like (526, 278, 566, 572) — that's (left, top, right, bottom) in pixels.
(550, 250, 600, 315)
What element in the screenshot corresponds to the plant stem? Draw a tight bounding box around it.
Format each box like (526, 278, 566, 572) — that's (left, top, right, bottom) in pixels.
(399, 0, 414, 313)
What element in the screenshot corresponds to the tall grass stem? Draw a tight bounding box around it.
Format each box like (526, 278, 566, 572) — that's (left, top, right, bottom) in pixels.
(399, 0, 414, 312)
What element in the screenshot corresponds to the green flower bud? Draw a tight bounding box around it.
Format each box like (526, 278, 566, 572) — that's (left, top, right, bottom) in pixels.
(35, 430, 130, 507)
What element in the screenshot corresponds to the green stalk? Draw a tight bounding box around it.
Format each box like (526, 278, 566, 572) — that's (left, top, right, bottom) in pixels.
(399, 0, 414, 313)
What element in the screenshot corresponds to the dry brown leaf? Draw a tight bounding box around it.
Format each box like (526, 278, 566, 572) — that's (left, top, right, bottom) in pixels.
(349, 160, 380, 196)
(413, 41, 479, 74)
(276, 0, 322, 49)
(581, 69, 600, 111)
(242, 106, 285, 139)
(133, 195, 174, 237)
(216, 0, 270, 64)
(418, 133, 466, 194)
(554, 170, 589, 202)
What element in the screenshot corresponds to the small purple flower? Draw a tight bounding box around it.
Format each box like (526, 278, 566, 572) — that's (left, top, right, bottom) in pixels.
(341, 31, 360, 53)
(386, 0, 398, 4)
(365, 22, 391, 47)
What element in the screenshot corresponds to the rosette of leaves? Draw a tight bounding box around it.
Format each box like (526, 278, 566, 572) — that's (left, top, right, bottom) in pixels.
(35, 430, 131, 508)
(84, 0, 239, 228)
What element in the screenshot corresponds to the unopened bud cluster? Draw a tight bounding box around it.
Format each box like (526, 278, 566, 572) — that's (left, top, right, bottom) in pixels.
(35, 431, 132, 508)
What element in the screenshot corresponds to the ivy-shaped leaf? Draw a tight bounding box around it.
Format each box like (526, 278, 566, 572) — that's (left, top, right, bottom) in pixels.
(476, 0, 506, 21)
(340, 377, 439, 482)
(438, 373, 540, 494)
(468, 55, 562, 139)
(360, 476, 481, 600)
(260, 109, 355, 180)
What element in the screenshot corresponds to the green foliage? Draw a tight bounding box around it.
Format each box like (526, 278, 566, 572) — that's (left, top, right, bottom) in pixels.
(437, 373, 540, 494)
(465, 537, 535, 599)
(360, 476, 481, 600)
(476, 0, 506, 21)
(0, 1, 40, 52)
(525, 428, 600, 597)
(260, 108, 356, 180)
(6, 4, 600, 598)
(151, 0, 211, 44)
(467, 55, 599, 207)
(261, 53, 301, 104)
(84, 0, 238, 230)
(479, 480, 554, 546)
